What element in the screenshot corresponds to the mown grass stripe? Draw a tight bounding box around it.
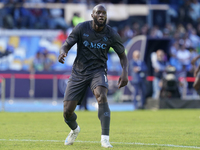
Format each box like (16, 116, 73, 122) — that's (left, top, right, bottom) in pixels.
(0, 139, 200, 149)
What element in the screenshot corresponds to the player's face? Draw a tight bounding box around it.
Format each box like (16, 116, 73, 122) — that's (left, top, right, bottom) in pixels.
(93, 6, 107, 27)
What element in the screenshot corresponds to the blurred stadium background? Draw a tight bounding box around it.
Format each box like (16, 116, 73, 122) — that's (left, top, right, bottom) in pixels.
(0, 0, 200, 112)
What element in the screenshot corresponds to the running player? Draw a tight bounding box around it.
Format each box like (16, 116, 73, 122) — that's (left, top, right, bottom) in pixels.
(58, 4, 128, 148)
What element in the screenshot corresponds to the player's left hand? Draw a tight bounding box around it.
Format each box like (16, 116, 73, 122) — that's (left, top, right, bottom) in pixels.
(118, 71, 128, 88)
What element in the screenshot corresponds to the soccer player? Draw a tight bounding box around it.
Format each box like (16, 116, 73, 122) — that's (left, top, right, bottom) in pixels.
(58, 4, 128, 148)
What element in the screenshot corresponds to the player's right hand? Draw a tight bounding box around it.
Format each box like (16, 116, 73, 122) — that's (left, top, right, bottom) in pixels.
(58, 53, 67, 64)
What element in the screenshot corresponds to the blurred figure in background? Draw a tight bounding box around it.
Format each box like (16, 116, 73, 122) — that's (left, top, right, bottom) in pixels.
(149, 25, 163, 38)
(189, 29, 200, 49)
(56, 28, 68, 43)
(31, 51, 44, 71)
(140, 24, 149, 36)
(189, 0, 200, 26)
(48, 0, 69, 29)
(71, 12, 85, 27)
(31, 50, 53, 71)
(176, 43, 191, 71)
(175, 43, 192, 97)
(151, 49, 168, 99)
(130, 50, 147, 109)
(121, 25, 134, 42)
(1, 0, 16, 29)
(43, 50, 54, 71)
(169, 41, 182, 72)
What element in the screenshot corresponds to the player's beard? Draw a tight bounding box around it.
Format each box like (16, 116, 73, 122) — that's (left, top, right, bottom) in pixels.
(94, 18, 107, 27)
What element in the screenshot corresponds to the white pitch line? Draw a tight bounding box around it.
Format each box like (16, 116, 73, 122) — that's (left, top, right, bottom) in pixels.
(0, 139, 200, 149)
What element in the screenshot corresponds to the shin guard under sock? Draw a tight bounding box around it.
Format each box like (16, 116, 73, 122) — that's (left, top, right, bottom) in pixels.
(64, 112, 78, 130)
(98, 102, 110, 135)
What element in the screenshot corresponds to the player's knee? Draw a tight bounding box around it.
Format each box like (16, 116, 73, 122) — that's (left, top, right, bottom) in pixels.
(63, 109, 73, 119)
(96, 93, 107, 104)
(94, 86, 108, 104)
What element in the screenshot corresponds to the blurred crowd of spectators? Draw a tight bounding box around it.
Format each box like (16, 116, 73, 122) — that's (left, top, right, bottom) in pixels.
(0, 0, 147, 29)
(0, 0, 148, 4)
(1, 1, 200, 73)
(1, 0, 200, 100)
(1, 0, 200, 70)
(121, 21, 200, 70)
(1, 0, 200, 30)
(0, 0, 70, 29)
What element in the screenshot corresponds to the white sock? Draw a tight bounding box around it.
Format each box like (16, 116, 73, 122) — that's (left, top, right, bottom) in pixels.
(73, 125, 79, 132)
(101, 135, 109, 141)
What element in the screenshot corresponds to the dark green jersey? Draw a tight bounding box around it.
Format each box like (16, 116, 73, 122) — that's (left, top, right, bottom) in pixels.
(66, 20, 125, 75)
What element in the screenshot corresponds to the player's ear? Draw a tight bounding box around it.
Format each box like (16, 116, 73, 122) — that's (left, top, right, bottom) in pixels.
(91, 14, 93, 19)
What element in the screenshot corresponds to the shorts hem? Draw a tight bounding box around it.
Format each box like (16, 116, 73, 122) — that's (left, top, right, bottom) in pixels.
(63, 99, 79, 102)
(91, 84, 108, 91)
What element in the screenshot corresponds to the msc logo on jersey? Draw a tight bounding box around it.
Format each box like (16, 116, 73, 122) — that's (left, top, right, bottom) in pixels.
(83, 40, 107, 49)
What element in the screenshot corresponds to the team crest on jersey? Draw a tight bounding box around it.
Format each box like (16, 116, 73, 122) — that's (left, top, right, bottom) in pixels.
(83, 41, 90, 47)
(102, 36, 108, 42)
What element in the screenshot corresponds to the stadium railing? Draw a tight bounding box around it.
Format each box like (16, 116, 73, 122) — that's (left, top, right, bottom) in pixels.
(0, 71, 196, 100)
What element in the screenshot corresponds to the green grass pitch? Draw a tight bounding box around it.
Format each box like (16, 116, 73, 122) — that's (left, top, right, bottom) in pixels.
(0, 109, 200, 150)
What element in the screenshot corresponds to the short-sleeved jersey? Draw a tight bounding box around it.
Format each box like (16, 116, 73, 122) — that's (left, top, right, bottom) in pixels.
(66, 20, 125, 75)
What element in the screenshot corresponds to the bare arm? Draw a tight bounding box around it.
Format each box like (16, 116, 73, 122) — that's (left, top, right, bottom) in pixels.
(117, 52, 128, 88)
(194, 65, 200, 77)
(58, 42, 72, 64)
(191, 55, 200, 65)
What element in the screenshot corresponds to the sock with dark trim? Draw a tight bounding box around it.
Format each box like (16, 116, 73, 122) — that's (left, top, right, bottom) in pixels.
(98, 102, 110, 135)
(64, 112, 78, 130)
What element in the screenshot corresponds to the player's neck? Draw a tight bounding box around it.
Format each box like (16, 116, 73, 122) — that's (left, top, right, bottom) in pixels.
(92, 21, 105, 32)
